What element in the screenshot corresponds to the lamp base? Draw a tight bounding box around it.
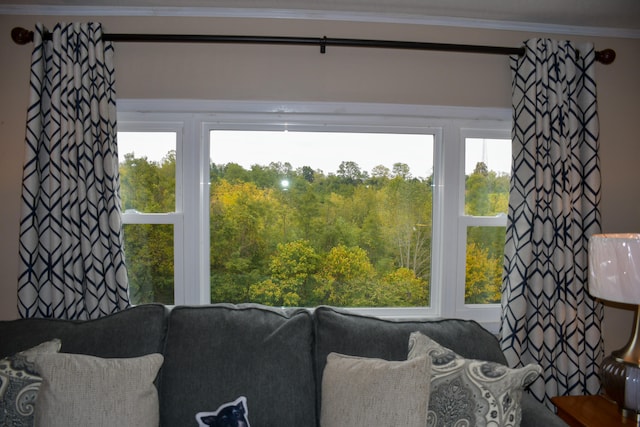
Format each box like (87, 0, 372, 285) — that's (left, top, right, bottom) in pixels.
(601, 354, 640, 418)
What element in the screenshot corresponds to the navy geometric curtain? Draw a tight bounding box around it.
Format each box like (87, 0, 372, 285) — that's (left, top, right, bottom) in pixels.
(17, 23, 130, 319)
(500, 39, 604, 408)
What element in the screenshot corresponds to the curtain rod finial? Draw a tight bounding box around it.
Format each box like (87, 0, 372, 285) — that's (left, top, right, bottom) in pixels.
(597, 48, 616, 65)
(11, 27, 34, 45)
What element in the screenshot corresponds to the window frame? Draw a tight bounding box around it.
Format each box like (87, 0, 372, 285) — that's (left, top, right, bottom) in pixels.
(118, 99, 511, 330)
(455, 128, 512, 328)
(118, 121, 186, 305)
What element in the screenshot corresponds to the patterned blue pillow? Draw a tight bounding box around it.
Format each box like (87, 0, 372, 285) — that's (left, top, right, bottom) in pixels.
(408, 332, 541, 427)
(0, 339, 62, 427)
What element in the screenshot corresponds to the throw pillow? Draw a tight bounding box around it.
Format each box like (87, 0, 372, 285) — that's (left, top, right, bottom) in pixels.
(196, 396, 251, 427)
(0, 339, 62, 427)
(408, 331, 541, 427)
(320, 352, 431, 427)
(33, 352, 164, 427)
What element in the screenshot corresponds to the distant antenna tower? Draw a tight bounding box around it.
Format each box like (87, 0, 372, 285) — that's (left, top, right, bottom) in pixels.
(482, 139, 488, 167)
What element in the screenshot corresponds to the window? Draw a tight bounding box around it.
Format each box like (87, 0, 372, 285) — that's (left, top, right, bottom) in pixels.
(457, 133, 511, 324)
(118, 128, 183, 305)
(117, 100, 511, 328)
(209, 130, 434, 309)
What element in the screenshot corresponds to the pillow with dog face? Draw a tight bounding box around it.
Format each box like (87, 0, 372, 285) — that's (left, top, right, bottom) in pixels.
(196, 396, 251, 427)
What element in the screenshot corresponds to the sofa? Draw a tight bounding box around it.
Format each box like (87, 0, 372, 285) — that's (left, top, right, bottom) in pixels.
(0, 303, 567, 426)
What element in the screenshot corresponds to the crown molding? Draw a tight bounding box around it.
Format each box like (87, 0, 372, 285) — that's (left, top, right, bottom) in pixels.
(2, 5, 639, 39)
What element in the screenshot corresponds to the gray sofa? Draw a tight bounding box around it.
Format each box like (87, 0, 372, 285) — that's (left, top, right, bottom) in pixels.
(0, 303, 566, 426)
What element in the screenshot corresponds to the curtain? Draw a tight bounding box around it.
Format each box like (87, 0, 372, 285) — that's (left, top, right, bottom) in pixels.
(17, 23, 130, 319)
(500, 39, 603, 407)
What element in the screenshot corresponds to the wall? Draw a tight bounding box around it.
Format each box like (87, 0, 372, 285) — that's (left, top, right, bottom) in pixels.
(1, 13, 639, 354)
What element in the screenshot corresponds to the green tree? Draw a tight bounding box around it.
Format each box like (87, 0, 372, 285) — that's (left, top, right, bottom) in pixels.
(392, 162, 411, 179)
(337, 161, 368, 184)
(379, 177, 432, 280)
(465, 161, 509, 216)
(210, 179, 281, 302)
(371, 165, 391, 179)
(465, 242, 502, 304)
(249, 240, 320, 306)
(119, 152, 176, 304)
(373, 267, 429, 306)
(314, 244, 375, 306)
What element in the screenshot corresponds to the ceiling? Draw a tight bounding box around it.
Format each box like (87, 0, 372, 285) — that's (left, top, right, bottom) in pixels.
(3, 0, 640, 34)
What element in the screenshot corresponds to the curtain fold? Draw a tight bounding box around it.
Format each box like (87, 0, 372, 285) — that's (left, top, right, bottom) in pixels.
(17, 22, 130, 319)
(500, 38, 603, 407)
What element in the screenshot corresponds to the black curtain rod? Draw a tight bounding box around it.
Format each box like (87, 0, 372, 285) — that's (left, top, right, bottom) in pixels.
(10, 26, 617, 64)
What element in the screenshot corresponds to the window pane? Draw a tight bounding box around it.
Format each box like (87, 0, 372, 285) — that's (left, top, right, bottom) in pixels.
(465, 226, 505, 304)
(118, 132, 177, 213)
(209, 130, 434, 308)
(464, 138, 510, 216)
(123, 224, 174, 305)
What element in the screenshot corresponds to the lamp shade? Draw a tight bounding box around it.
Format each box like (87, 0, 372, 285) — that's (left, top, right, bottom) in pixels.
(589, 233, 640, 304)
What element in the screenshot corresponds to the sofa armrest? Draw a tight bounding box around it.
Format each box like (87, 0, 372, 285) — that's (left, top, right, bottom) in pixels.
(521, 394, 568, 427)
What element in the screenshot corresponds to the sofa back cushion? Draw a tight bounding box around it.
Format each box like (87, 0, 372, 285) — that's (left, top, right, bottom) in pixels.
(0, 304, 169, 359)
(313, 306, 507, 419)
(160, 304, 316, 427)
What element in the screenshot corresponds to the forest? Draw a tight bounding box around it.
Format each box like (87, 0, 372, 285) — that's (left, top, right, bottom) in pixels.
(119, 148, 509, 308)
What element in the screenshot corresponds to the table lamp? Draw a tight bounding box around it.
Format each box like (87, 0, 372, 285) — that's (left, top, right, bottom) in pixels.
(589, 233, 640, 418)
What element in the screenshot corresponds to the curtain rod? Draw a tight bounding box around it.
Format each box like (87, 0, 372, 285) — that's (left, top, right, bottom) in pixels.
(10, 26, 616, 64)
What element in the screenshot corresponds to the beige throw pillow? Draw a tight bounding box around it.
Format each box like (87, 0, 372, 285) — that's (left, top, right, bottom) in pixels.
(33, 352, 164, 427)
(320, 352, 431, 427)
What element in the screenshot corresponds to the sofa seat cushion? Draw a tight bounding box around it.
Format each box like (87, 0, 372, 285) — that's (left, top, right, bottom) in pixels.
(160, 304, 316, 427)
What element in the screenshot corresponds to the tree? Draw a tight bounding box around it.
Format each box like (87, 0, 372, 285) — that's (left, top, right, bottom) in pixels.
(249, 240, 320, 306)
(465, 242, 502, 304)
(119, 152, 175, 304)
(465, 161, 509, 217)
(337, 161, 368, 184)
(300, 166, 315, 183)
(210, 179, 281, 302)
(392, 162, 411, 179)
(374, 267, 429, 306)
(314, 244, 375, 306)
(371, 165, 390, 179)
(379, 177, 432, 280)
(466, 162, 491, 215)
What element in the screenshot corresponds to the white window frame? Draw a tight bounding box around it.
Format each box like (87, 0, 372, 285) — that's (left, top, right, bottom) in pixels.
(453, 128, 512, 330)
(118, 99, 511, 330)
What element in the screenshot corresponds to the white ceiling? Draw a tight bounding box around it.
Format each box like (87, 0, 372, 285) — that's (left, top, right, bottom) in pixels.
(2, 0, 640, 34)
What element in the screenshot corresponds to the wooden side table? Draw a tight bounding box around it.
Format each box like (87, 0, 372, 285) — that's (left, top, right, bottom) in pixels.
(551, 395, 638, 427)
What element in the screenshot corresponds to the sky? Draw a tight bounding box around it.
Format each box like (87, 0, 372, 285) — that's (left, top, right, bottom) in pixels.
(210, 131, 434, 179)
(118, 130, 511, 178)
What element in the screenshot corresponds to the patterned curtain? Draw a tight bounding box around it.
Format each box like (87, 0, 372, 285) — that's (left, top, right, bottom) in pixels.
(500, 39, 603, 407)
(17, 23, 130, 319)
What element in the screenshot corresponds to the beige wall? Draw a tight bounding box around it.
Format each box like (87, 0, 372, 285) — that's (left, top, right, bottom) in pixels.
(1, 14, 639, 354)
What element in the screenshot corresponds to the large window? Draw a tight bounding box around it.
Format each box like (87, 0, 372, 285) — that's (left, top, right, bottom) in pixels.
(209, 131, 434, 309)
(117, 100, 511, 327)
